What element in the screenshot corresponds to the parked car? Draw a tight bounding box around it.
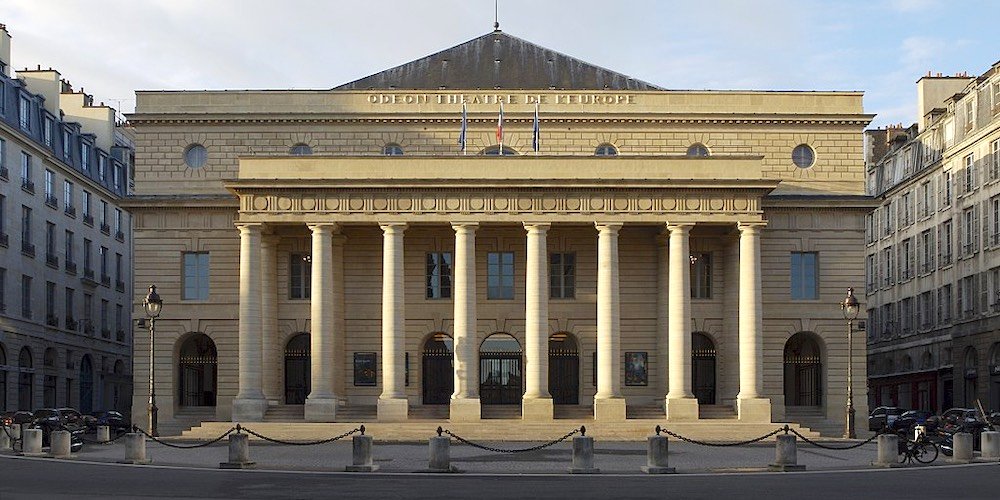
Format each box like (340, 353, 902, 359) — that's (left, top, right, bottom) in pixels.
(87, 411, 130, 432)
(888, 409, 934, 432)
(1, 410, 35, 426)
(31, 408, 86, 450)
(869, 406, 905, 431)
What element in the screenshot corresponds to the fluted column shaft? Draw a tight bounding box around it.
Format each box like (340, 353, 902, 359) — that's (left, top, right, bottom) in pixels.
(308, 224, 336, 400)
(667, 223, 694, 399)
(236, 223, 265, 401)
(380, 223, 407, 400)
(656, 231, 670, 397)
(452, 223, 479, 399)
(261, 234, 280, 402)
(595, 223, 623, 399)
(524, 223, 551, 399)
(738, 223, 764, 400)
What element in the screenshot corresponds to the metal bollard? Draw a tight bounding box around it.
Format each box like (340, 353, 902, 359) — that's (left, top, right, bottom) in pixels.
(346, 428, 378, 472)
(641, 429, 675, 474)
(219, 431, 255, 469)
(50, 430, 72, 458)
(97, 426, 111, 443)
(122, 432, 150, 464)
(980, 431, 1000, 461)
(568, 427, 599, 474)
(951, 432, 973, 464)
(429, 427, 456, 472)
(21, 429, 44, 456)
(873, 434, 900, 468)
(1, 426, 11, 451)
(769, 433, 806, 471)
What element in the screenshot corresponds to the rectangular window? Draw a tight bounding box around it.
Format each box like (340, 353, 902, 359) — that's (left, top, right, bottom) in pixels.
(991, 139, 1000, 180)
(963, 207, 976, 255)
(100, 299, 109, 337)
(992, 267, 1000, 313)
(115, 253, 123, 287)
(0, 268, 5, 313)
(80, 143, 91, 172)
(114, 208, 123, 236)
(83, 293, 93, 328)
(920, 229, 934, 273)
(919, 181, 932, 217)
(791, 252, 819, 300)
(21, 152, 32, 191)
(550, 252, 576, 299)
(82, 191, 92, 222)
(21, 205, 32, 253)
(900, 238, 913, 280)
(940, 220, 953, 266)
(45, 222, 56, 263)
(0, 138, 6, 178)
(113, 165, 121, 191)
(65, 287, 75, 326)
(882, 246, 894, 285)
(45, 169, 55, 200)
(98, 156, 107, 183)
(45, 280, 56, 320)
(487, 252, 515, 300)
(83, 238, 93, 275)
(0, 194, 5, 240)
(115, 304, 123, 341)
(65, 230, 74, 266)
(100, 200, 108, 231)
(63, 181, 73, 213)
(289, 253, 311, 299)
(942, 171, 953, 208)
(43, 117, 53, 147)
(920, 291, 934, 328)
(19, 95, 30, 131)
(964, 154, 976, 193)
(182, 252, 210, 300)
(938, 285, 953, 323)
(866, 254, 876, 292)
(21, 275, 32, 318)
(425, 252, 453, 299)
(99, 246, 108, 280)
(62, 129, 71, 160)
(691, 252, 712, 299)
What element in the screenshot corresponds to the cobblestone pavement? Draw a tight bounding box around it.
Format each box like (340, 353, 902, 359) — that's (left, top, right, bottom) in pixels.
(18, 432, 902, 474)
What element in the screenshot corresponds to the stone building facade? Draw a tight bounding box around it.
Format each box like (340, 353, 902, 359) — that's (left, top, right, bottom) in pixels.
(865, 62, 1000, 414)
(127, 31, 873, 436)
(0, 25, 133, 415)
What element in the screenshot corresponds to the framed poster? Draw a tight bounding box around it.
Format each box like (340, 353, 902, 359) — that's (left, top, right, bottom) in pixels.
(625, 351, 648, 386)
(354, 352, 377, 386)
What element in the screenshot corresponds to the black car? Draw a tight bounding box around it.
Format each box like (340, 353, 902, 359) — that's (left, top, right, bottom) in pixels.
(31, 408, 86, 450)
(888, 410, 934, 432)
(869, 406, 905, 431)
(87, 411, 130, 432)
(1, 410, 34, 426)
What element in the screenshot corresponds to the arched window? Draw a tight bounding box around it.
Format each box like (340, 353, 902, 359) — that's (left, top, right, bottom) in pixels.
(594, 143, 618, 156)
(383, 143, 404, 156)
(783, 332, 823, 407)
(479, 145, 517, 156)
(686, 143, 710, 157)
(792, 144, 815, 168)
(289, 143, 313, 156)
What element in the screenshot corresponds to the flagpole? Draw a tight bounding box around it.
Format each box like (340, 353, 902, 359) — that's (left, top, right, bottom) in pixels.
(533, 102, 540, 155)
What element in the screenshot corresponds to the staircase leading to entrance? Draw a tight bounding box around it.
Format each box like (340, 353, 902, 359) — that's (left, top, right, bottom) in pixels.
(263, 405, 304, 422)
(784, 406, 844, 437)
(699, 405, 738, 420)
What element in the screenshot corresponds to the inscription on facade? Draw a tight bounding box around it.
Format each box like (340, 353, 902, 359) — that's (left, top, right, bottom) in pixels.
(366, 93, 636, 106)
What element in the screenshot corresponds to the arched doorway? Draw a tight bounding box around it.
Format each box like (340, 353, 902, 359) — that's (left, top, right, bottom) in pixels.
(548, 333, 579, 405)
(17, 346, 31, 410)
(964, 347, 978, 407)
(178, 333, 218, 407)
(284, 333, 310, 405)
(479, 333, 522, 405)
(692, 332, 717, 405)
(79, 355, 93, 414)
(783, 332, 823, 407)
(422, 333, 454, 405)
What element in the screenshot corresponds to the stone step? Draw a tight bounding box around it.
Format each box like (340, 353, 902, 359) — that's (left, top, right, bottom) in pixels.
(180, 419, 825, 443)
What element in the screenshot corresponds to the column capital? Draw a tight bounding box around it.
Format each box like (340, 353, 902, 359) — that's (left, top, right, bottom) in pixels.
(451, 222, 480, 231)
(594, 222, 623, 233)
(236, 222, 264, 234)
(665, 222, 695, 233)
(523, 222, 551, 232)
(379, 222, 408, 233)
(737, 221, 767, 234)
(307, 222, 341, 234)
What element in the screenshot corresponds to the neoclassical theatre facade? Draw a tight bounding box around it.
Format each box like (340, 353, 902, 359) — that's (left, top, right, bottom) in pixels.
(127, 31, 874, 435)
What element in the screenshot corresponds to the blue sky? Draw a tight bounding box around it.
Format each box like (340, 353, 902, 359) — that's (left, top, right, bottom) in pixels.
(3, 0, 997, 127)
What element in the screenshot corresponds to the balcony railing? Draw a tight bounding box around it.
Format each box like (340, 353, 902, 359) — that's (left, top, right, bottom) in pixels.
(115, 230, 125, 242)
(82, 268, 96, 283)
(45, 252, 59, 268)
(941, 253, 953, 266)
(82, 214, 94, 226)
(101, 328, 111, 339)
(65, 317, 77, 331)
(44, 194, 58, 209)
(21, 178, 34, 194)
(83, 323, 94, 335)
(46, 314, 59, 327)
(100, 274, 111, 287)
(100, 223, 110, 235)
(65, 261, 77, 275)
(21, 242, 35, 257)
(0, 232, 7, 248)
(64, 205, 76, 217)
(0, 166, 8, 180)
(115, 279, 125, 292)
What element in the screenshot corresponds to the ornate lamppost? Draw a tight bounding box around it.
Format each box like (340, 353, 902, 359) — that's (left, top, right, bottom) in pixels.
(143, 285, 163, 437)
(841, 287, 860, 439)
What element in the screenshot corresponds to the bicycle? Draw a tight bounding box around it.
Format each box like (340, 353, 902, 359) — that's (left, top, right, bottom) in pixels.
(897, 431, 939, 464)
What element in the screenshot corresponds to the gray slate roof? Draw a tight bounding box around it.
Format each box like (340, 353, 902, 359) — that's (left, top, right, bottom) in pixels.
(334, 30, 661, 91)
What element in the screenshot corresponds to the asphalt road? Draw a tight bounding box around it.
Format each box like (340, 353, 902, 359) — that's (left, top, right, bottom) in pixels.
(2, 456, 999, 499)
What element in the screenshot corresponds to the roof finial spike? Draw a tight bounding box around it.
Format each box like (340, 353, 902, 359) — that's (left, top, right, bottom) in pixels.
(494, 0, 500, 31)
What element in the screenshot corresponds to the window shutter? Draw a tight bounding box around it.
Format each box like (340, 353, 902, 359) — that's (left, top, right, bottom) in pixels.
(957, 279, 964, 318)
(957, 215, 965, 257)
(974, 205, 981, 253)
(957, 168, 965, 196)
(936, 174, 944, 209)
(980, 271, 989, 315)
(936, 224, 943, 266)
(916, 188, 924, 217)
(930, 227, 936, 269)
(916, 233, 923, 272)
(982, 200, 990, 249)
(929, 178, 937, 212)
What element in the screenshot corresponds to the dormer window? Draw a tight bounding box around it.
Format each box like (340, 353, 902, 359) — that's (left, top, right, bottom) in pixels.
(18, 96, 30, 131)
(62, 129, 72, 160)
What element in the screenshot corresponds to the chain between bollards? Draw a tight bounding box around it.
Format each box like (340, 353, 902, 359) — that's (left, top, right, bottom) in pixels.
(439, 426, 583, 454)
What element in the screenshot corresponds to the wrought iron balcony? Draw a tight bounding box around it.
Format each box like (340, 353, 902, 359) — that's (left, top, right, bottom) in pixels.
(21, 242, 35, 257)
(115, 230, 125, 242)
(83, 323, 95, 335)
(46, 252, 59, 268)
(100, 223, 110, 235)
(0, 232, 7, 248)
(101, 327, 111, 338)
(64, 205, 76, 217)
(83, 214, 94, 226)
(45, 194, 58, 209)
(115, 279, 125, 292)
(83, 268, 96, 283)
(65, 317, 77, 331)
(101, 274, 111, 287)
(21, 178, 34, 193)
(46, 314, 59, 327)
(0, 166, 8, 180)
(65, 261, 77, 275)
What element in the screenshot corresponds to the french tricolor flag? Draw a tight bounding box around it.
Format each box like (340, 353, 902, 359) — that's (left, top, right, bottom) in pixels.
(496, 102, 504, 149)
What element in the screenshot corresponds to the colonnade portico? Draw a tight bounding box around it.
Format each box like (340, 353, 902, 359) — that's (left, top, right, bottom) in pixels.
(230, 218, 773, 423)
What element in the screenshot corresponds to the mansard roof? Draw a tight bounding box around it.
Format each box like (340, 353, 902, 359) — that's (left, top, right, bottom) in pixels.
(333, 30, 661, 91)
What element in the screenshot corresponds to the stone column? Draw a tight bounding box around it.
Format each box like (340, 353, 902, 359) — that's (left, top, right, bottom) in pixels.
(665, 223, 698, 420)
(233, 223, 267, 421)
(594, 222, 625, 421)
(523, 223, 553, 421)
(656, 231, 670, 398)
(332, 232, 347, 400)
(378, 223, 408, 421)
(737, 222, 772, 422)
(261, 234, 280, 404)
(306, 223, 338, 421)
(450, 222, 481, 421)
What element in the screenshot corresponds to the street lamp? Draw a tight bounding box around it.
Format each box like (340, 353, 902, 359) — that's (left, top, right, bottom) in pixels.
(143, 285, 163, 437)
(841, 287, 860, 439)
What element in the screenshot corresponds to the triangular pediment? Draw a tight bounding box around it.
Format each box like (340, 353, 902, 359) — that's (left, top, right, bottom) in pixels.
(334, 30, 661, 91)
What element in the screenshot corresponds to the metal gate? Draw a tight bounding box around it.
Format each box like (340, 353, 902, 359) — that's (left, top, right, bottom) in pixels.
(480, 354, 522, 405)
(422, 350, 454, 404)
(284, 334, 310, 405)
(549, 352, 579, 405)
(785, 355, 822, 406)
(692, 333, 717, 405)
